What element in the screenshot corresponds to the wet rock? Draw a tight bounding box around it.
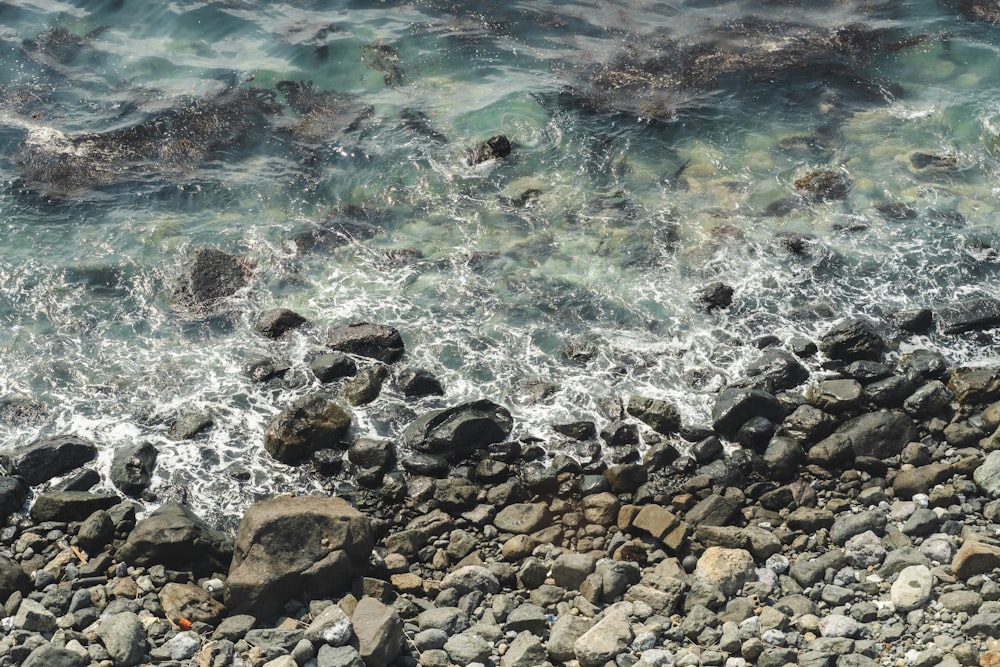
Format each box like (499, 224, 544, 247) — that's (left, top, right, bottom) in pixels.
(245, 357, 290, 382)
(819, 318, 885, 362)
(744, 349, 810, 392)
(97, 611, 147, 667)
(263, 393, 352, 464)
(794, 170, 851, 201)
(29, 490, 118, 523)
(469, 134, 512, 164)
(255, 308, 308, 338)
(0, 476, 28, 521)
(903, 380, 954, 417)
(948, 366, 1000, 405)
(737, 416, 775, 452)
(167, 412, 214, 440)
(110, 442, 158, 497)
(890, 307, 933, 333)
(686, 494, 741, 528)
(553, 421, 597, 440)
(699, 281, 734, 310)
(342, 364, 389, 406)
(118, 502, 233, 576)
(776, 405, 837, 445)
(311, 353, 357, 382)
(762, 437, 804, 482)
(402, 399, 513, 462)
(696, 547, 756, 597)
(806, 379, 862, 413)
(327, 322, 405, 362)
(890, 564, 933, 611)
(77, 509, 114, 551)
(833, 410, 917, 459)
(353, 597, 404, 667)
(712, 388, 787, 438)
(6, 434, 97, 485)
(601, 419, 639, 447)
(936, 297, 1000, 334)
(604, 463, 648, 492)
(864, 375, 917, 408)
(627, 395, 681, 433)
(226, 496, 373, 618)
(159, 582, 226, 625)
(396, 367, 445, 397)
(171, 247, 250, 314)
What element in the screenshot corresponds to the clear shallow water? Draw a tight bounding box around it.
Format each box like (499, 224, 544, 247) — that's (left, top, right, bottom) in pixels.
(0, 0, 999, 524)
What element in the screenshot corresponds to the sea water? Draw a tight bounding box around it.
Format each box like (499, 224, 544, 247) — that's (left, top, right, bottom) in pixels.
(0, 0, 998, 525)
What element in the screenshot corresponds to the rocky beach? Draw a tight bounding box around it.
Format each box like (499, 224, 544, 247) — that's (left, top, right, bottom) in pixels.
(4, 301, 1000, 667)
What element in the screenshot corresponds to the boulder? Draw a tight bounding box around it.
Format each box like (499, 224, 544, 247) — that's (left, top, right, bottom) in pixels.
(695, 547, 756, 597)
(6, 434, 97, 485)
(110, 442, 158, 497)
(402, 400, 513, 461)
(469, 134, 512, 164)
(327, 322, 404, 362)
(494, 502, 550, 534)
(574, 608, 634, 667)
(97, 611, 147, 667)
(171, 247, 249, 313)
(440, 566, 501, 595)
(712, 388, 787, 438)
(310, 353, 357, 382)
(548, 615, 595, 662)
(263, 394, 352, 464)
(118, 502, 233, 576)
(395, 367, 445, 397)
(167, 412, 214, 440)
(342, 365, 389, 406)
(0, 553, 30, 601)
(744, 348, 810, 392)
(762, 437, 804, 482)
(699, 281, 734, 310)
(936, 298, 1000, 334)
(776, 405, 837, 445)
(226, 495, 373, 618)
(819, 318, 885, 362)
(833, 411, 917, 459)
(948, 366, 1000, 405)
(626, 395, 681, 433)
(353, 597, 404, 667)
(903, 381, 954, 417)
(255, 308, 307, 338)
(29, 491, 118, 523)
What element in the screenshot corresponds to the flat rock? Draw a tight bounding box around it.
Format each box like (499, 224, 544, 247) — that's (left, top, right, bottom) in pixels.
(263, 393, 352, 464)
(548, 615, 594, 662)
(159, 582, 226, 626)
(833, 411, 917, 459)
(29, 491, 118, 523)
(403, 400, 513, 461)
(226, 496, 373, 617)
(574, 608, 634, 667)
(352, 597, 404, 667)
(327, 322, 404, 362)
(7, 434, 97, 485)
(951, 539, 1000, 579)
(494, 502, 550, 534)
(936, 297, 1000, 334)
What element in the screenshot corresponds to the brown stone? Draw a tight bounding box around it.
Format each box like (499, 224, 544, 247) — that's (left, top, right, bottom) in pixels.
(159, 582, 226, 626)
(390, 573, 423, 595)
(952, 540, 1000, 579)
(662, 522, 691, 553)
(949, 366, 1000, 405)
(582, 493, 621, 526)
(632, 505, 679, 541)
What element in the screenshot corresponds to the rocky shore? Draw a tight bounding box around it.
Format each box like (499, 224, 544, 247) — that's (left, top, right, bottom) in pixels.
(4, 303, 1000, 667)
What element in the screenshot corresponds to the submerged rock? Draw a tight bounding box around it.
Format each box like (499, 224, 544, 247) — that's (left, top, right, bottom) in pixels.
(255, 308, 308, 338)
(469, 135, 512, 165)
(936, 297, 1000, 334)
(226, 495, 373, 618)
(795, 170, 852, 202)
(171, 247, 251, 314)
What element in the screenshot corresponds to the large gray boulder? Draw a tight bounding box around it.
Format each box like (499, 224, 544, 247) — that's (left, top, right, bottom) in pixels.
(4, 434, 97, 485)
(833, 411, 918, 459)
(97, 611, 147, 667)
(327, 322, 404, 362)
(402, 399, 513, 461)
(171, 247, 250, 313)
(117, 502, 233, 576)
(263, 393, 352, 464)
(226, 495, 373, 618)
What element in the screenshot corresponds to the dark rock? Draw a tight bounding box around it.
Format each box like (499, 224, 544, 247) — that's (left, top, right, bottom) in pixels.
(7, 434, 97, 486)
(22, 644, 88, 667)
(686, 494, 741, 528)
(794, 170, 851, 201)
(118, 502, 233, 575)
(244, 357, 289, 382)
(171, 247, 250, 313)
(789, 335, 818, 358)
(737, 417, 775, 452)
(110, 442, 158, 497)
(948, 366, 1000, 405)
(830, 509, 887, 545)
(699, 282, 734, 310)
(936, 298, 1000, 334)
(603, 464, 648, 493)
(0, 554, 30, 601)
(553, 421, 597, 440)
(890, 308, 933, 333)
(834, 411, 918, 458)
(0, 476, 28, 521)
(903, 381, 954, 417)
(469, 135, 511, 164)
(348, 438, 396, 471)
(863, 375, 917, 408)
(29, 491, 118, 522)
(312, 448, 344, 476)
(712, 388, 787, 438)
(744, 349, 810, 392)
(402, 400, 513, 462)
(77, 509, 114, 552)
(167, 412, 214, 440)
(626, 395, 681, 433)
(600, 419, 640, 447)
(327, 322, 404, 362)
(342, 364, 389, 406)
(396, 367, 445, 397)
(842, 360, 893, 382)
(763, 437, 805, 482)
(776, 405, 837, 445)
(310, 353, 357, 382)
(806, 379, 862, 413)
(400, 453, 449, 476)
(54, 467, 101, 492)
(643, 441, 680, 470)
(691, 436, 724, 463)
(226, 495, 373, 618)
(807, 433, 854, 470)
(819, 318, 885, 363)
(263, 393, 352, 464)
(255, 308, 307, 338)
(900, 349, 950, 380)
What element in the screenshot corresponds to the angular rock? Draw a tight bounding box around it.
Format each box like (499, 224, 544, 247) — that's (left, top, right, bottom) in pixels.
(574, 608, 634, 667)
(699, 281, 734, 310)
(445, 632, 492, 665)
(342, 365, 389, 406)
(686, 494, 741, 528)
(548, 615, 594, 662)
(936, 297, 1000, 334)
(396, 367, 444, 397)
(12, 599, 56, 632)
(402, 399, 513, 461)
(29, 491, 118, 523)
(305, 604, 353, 647)
(7, 434, 97, 485)
(776, 405, 837, 445)
(351, 597, 404, 667)
(627, 395, 681, 433)
(975, 451, 1000, 498)
(171, 247, 249, 313)
(948, 366, 1000, 405)
(97, 611, 147, 667)
(168, 412, 214, 440)
(327, 322, 404, 363)
(903, 381, 954, 417)
(632, 505, 680, 541)
(118, 502, 232, 575)
(470, 134, 512, 164)
(501, 631, 547, 667)
(226, 496, 373, 618)
(0, 476, 28, 521)
(159, 582, 226, 626)
(255, 308, 307, 338)
(552, 553, 597, 590)
(833, 411, 917, 459)
(712, 388, 787, 438)
(696, 547, 756, 597)
(263, 393, 352, 464)
(744, 348, 810, 393)
(819, 318, 885, 362)
(951, 540, 1000, 579)
(0, 554, 31, 601)
(110, 442, 158, 497)
(440, 566, 500, 595)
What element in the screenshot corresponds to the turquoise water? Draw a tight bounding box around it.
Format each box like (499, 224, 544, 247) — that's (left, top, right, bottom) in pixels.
(1, 0, 999, 522)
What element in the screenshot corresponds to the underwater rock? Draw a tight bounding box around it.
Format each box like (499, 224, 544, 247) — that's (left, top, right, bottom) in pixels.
(469, 135, 512, 165)
(957, 0, 1000, 23)
(110, 442, 158, 497)
(264, 393, 353, 464)
(794, 170, 852, 202)
(327, 322, 405, 363)
(402, 400, 513, 462)
(171, 247, 251, 315)
(361, 42, 404, 86)
(698, 282, 734, 311)
(910, 152, 957, 170)
(876, 202, 919, 220)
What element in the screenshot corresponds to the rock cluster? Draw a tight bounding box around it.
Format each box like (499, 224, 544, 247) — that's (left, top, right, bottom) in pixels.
(4, 317, 1000, 667)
